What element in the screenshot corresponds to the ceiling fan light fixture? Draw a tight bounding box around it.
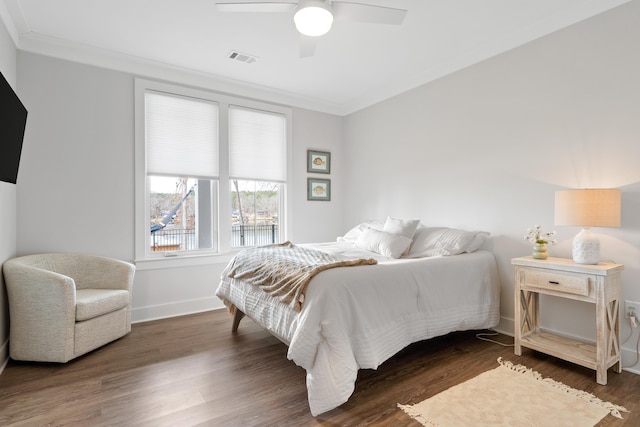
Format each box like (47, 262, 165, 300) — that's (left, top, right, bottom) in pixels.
(294, 0, 334, 37)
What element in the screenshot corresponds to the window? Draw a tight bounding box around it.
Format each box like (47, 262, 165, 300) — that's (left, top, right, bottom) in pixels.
(135, 79, 290, 262)
(229, 106, 286, 248)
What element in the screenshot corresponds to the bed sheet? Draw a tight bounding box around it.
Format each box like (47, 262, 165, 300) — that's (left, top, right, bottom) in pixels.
(215, 242, 500, 416)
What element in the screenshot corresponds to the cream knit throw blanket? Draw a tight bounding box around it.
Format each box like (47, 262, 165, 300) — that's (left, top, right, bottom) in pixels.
(224, 241, 377, 312)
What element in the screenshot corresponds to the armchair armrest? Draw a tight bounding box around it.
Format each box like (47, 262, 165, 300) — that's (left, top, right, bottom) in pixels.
(3, 261, 77, 362)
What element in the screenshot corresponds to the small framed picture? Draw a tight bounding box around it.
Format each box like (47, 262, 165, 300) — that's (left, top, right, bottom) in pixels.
(307, 178, 331, 201)
(307, 150, 331, 174)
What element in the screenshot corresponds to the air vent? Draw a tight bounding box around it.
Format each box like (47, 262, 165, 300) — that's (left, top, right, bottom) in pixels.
(228, 50, 259, 64)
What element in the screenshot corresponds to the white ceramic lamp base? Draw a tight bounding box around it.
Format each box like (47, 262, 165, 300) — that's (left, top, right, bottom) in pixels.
(572, 228, 600, 264)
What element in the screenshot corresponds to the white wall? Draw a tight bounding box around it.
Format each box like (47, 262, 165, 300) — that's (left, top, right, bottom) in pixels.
(0, 14, 17, 371)
(292, 108, 344, 243)
(343, 1, 640, 370)
(16, 52, 344, 322)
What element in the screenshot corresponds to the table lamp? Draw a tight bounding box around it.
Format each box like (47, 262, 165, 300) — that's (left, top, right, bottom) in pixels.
(554, 189, 621, 264)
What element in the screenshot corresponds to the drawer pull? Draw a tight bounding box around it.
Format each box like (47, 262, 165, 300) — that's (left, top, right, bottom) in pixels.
(548, 280, 560, 285)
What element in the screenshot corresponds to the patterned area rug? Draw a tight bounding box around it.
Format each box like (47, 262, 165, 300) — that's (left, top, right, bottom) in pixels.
(399, 358, 628, 426)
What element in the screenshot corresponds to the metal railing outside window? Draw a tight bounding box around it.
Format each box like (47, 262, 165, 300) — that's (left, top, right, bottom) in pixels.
(151, 224, 279, 252)
(150, 228, 196, 252)
(232, 223, 278, 247)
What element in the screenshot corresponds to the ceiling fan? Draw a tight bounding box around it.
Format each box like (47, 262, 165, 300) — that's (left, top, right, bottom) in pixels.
(214, 0, 408, 57)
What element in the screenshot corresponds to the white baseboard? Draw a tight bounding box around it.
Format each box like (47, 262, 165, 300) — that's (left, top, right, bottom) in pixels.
(493, 316, 514, 337)
(131, 296, 225, 324)
(493, 316, 640, 375)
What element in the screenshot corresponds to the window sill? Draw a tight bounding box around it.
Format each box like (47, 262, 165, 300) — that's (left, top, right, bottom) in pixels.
(134, 251, 237, 271)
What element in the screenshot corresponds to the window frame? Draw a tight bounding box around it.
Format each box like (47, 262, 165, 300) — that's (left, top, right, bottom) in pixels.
(134, 78, 292, 268)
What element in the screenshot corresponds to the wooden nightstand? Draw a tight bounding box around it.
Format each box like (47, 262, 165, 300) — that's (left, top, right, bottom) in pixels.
(512, 256, 623, 385)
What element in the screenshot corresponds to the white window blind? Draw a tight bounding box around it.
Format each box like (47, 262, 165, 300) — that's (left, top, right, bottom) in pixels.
(229, 106, 286, 182)
(145, 91, 219, 178)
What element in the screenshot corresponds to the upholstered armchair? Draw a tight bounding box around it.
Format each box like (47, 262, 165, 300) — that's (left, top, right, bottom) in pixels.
(2, 253, 135, 363)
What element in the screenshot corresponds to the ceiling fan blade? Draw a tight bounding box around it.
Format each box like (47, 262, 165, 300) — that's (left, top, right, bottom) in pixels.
(300, 35, 317, 58)
(332, 2, 407, 25)
(214, 1, 296, 13)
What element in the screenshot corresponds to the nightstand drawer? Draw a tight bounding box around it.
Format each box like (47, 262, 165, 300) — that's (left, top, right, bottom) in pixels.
(523, 270, 590, 296)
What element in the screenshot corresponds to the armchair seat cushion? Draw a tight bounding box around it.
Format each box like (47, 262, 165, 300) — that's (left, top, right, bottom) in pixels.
(75, 289, 130, 321)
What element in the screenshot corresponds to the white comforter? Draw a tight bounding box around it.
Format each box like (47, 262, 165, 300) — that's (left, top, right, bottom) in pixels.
(215, 242, 500, 416)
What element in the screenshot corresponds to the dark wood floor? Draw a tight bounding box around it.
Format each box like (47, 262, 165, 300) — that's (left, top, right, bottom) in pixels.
(1, 309, 639, 426)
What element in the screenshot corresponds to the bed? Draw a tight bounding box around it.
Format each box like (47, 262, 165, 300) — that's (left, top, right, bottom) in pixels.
(215, 219, 500, 416)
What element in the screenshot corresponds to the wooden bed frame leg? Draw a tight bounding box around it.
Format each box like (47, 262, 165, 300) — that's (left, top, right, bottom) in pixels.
(231, 309, 245, 334)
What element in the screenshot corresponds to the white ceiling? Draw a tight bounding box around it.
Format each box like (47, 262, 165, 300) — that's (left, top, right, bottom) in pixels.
(0, 0, 630, 115)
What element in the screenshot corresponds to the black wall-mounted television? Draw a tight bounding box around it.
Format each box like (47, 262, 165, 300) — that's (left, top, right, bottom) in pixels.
(0, 70, 28, 184)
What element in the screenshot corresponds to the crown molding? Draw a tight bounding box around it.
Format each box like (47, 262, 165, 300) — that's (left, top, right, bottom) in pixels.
(16, 32, 347, 116)
(0, 2, 18, 46)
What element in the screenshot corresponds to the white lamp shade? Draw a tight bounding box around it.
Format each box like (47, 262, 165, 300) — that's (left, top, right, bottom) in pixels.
(554, 189, 621, 227)
(554, 188, 621, 264)
(294, 1, 334, 36)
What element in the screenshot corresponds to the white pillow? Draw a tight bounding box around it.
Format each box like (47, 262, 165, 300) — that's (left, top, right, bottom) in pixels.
(355, 228, 413, 259)
(382, 217, 420, 239)
(465, 231, 491, 253)
(407, 227, 490, 258)
(338, 219, 384, 242)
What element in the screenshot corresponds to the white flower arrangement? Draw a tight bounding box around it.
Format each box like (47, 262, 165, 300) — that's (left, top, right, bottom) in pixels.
(524, 225, 557, 245)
